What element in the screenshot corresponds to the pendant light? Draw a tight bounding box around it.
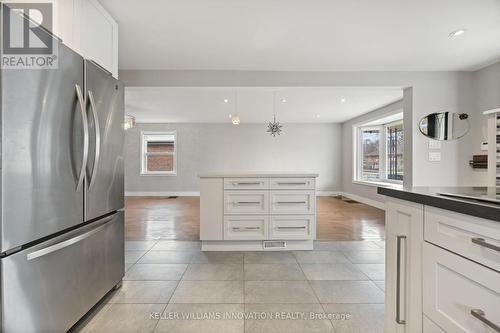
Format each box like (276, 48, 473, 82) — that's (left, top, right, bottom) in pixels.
(267, 92, 283, 136)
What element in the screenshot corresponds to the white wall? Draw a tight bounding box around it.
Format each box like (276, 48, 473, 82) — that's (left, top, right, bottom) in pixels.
(125, 123, 342, 194)
(121, 69, 479, 190)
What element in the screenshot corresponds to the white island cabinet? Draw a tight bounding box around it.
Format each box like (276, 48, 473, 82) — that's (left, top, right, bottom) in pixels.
(383, 194, 500, 333)
(199, 173, 318, 251)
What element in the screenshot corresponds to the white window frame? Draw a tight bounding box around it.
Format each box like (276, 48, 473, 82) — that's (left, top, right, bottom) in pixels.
(140, 131, 177, 176)
(353, 119, 403, 186)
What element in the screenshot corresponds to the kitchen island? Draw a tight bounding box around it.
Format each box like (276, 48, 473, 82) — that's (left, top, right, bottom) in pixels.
(378, 186, 500, 333)
(199, 172, 318, 251)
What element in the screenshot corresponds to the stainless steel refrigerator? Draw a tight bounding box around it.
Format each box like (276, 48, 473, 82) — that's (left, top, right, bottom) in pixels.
(0, 16, 125, 333)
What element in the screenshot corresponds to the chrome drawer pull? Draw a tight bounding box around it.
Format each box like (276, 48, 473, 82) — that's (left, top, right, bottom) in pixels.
(396, 235, 406, 325)
(277, 182, 307, 185)
(232, 182, 262, 185)
(234, 201, 261, 205)
(276, 201, 307, 204)
(471, 237, 500, 252)
(232, 227, 260, 231)
(470, 309, 500, 332)
(277, 226, 306, 230)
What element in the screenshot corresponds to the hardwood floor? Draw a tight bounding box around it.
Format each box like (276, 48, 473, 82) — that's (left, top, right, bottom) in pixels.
(124, 196, 385, 241)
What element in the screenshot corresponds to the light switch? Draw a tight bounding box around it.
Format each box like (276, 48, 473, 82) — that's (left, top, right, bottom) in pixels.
(429, 140, 442, 149)
(429, 151, 441, 162)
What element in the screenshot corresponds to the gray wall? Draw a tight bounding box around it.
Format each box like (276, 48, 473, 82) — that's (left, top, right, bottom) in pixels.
(125, 123, 342, 194)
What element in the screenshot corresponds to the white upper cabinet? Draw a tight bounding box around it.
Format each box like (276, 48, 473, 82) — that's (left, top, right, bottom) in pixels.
(13, 0, 119, 77)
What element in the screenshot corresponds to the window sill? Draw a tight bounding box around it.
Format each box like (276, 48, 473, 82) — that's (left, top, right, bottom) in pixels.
(140, 173, 177, 177)
(352, 180, 403, 189)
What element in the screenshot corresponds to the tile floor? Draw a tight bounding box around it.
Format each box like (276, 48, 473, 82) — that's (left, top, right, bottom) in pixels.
(75, 240, 385, 333)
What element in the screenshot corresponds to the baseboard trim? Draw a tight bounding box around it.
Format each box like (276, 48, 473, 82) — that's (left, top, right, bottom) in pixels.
(339, 192, 386, 210)
(125, 191, 200, 197)
(317, 191, 341, 197)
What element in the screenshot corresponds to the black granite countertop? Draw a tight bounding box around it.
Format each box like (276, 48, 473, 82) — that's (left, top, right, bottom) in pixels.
(377, 186, 500, 222)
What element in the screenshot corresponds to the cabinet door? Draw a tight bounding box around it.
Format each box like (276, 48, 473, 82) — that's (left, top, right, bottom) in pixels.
(78, 0, 118, 77)
(385, 198, 424, 333)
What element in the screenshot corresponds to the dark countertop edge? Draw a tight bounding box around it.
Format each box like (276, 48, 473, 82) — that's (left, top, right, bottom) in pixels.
(377, 187, 500, 222)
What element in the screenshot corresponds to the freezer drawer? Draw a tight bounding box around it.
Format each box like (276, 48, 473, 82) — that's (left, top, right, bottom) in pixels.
(1, 211, 124, 333)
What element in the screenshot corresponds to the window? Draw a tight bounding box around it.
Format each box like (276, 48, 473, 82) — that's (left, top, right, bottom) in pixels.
(355, 118, 404, 184)
(141, 132, 176, 175)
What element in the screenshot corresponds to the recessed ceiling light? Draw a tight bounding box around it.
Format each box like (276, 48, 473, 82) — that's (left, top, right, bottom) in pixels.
(223, 99, 229, 103)
(449, 29, 466, 37)
(341, 98, 346, 103)
(281, 99, 287, 103)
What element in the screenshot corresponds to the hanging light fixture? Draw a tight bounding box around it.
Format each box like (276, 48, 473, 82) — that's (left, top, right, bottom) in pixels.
(267, 92, 283, 137)
(124, 114, 136, 130)
(231, 90, 240, 125)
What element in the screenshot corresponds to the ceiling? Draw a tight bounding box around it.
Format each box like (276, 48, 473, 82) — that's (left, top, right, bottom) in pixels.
(125, 87, 403, 123)
(101, 0, 500, 71)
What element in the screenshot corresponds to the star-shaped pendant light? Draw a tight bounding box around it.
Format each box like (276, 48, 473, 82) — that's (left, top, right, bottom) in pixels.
(267, 92, 283, 137)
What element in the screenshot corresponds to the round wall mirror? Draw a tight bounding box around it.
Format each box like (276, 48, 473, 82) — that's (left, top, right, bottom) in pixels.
(419, 112, 470, 141)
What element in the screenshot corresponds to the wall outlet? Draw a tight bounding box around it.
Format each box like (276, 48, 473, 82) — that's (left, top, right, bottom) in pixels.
(429, 151, 441, 162)
(429, 140, 442, 149)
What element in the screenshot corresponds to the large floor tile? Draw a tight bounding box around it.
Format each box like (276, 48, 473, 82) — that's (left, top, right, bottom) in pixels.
(354, 264, 385, 280)
(182, 264, 244, 280)
(372, 241, 386, 249)
(191, 251, 244, 264)
(343, 251, 385, 264)
(244, 264, 305, 280)
(294, 251, 350, 264)
(125, 240, 158, 251)
(80, 303, 165, 333)
(125, 251, 147, 264)
(309, 281, 384, 303)
(323, 303, 385, 333)
(138, 251, 194, 264)
(374, 280, 385, 292)
(337, 241, 381, 251)
(124, 264, 187, 281)
(151, 240, 201, 251)
(300, 263, 369, 280)
(244, 281, 318, 303)
(245, 304, 334, 333)
(108, 281, 178, 304)
(314, 241, 342, 251)
(155, 303, 244, 333)
(244, 251, 297, 264)
(170, 281, 244, 303)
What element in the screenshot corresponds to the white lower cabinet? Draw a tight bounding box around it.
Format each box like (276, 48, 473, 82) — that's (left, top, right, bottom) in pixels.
(200, 175, 317, 249)
(269, 215, 315, 240)
(423, 243, 500, 333)
(385, 198, 423, 333)
(224, 216, 268, 240)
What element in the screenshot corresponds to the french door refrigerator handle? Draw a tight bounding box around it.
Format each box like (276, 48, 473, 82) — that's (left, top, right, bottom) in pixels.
(26, 214, 115, 261)
(75, 84, 88, 192)
(88, 90, 101, 190)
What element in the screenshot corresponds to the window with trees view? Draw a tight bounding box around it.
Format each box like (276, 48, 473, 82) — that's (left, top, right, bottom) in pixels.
(141, 132, 177, 175)
(356, 120, 403, 183)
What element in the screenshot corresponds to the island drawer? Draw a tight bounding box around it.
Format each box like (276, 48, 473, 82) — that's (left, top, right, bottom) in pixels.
(270, 178, 315, 190)
(269, 215, 315, 240)
(423, 243, 500, 333)
(224, 216, 268, 240)
(224, 191, 269, 215)
(270, 191, 315, 215)
(224, 178, 269, 190)
(424, 206, 500, 271)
